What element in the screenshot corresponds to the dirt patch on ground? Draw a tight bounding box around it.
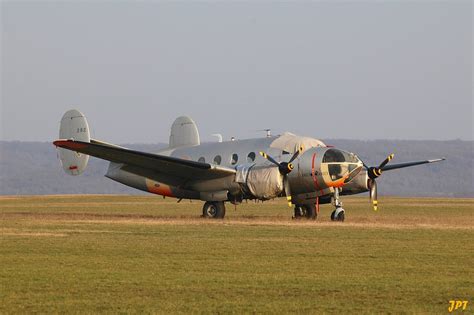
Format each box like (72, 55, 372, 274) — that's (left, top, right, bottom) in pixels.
(2, 212, 471, 230)
(1, 229, 67, 237)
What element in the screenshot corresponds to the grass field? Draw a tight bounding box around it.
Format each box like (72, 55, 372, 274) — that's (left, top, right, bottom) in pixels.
(1, 195, 473, 314)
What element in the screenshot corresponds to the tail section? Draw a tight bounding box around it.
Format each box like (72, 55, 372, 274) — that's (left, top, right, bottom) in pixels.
(169, 116, 200, 148)
(57, 109, 90, 175)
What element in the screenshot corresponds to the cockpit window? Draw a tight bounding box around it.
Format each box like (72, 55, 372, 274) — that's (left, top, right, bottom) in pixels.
(328, 164, 359, 180)
(323, 149, 360, 163)
(322, 149, 361, 181)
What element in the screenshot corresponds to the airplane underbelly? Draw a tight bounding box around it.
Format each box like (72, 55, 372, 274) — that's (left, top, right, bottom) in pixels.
(105, 163, 199, 199)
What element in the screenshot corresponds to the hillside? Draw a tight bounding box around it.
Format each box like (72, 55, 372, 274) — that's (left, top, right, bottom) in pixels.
(0, 140, 472, 197)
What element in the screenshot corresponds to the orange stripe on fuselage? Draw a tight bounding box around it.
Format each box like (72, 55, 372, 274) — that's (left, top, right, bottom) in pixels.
(326, 176, 348, 188)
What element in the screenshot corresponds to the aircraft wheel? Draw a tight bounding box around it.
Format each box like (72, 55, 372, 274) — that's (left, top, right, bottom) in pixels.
(294, 205, 304, 219)
(331, 208, 345, 222)
(337, 211, 345, 222)
(303, 204, 317, 220)
(295, 204, 316, 220)
(202, 201, 226, 219)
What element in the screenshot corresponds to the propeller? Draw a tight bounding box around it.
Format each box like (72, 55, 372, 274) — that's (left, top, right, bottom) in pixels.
(365, 153, 394, 211)
(259, 146, 304, 207)
(368, 178, 378, 211)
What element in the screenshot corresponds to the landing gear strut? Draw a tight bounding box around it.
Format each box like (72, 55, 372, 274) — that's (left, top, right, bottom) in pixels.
(294, 204, 317, 220)
(202, 201, 226, 219)
(330, 187, 345, 222)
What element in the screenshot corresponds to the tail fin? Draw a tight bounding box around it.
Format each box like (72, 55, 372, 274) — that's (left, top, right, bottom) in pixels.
(57, 109, 90, 175)
(169, 116, 200, 148)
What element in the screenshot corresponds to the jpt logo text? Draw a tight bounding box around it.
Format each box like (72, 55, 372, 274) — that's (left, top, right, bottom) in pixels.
(448, 300, 468, 312)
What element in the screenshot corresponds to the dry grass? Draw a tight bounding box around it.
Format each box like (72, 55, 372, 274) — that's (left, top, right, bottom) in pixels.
(1, 195, 473, 313)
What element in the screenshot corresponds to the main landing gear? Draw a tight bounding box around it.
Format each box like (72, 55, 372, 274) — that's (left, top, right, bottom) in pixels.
(330, 187, 345, 222)
(202, 201, 226, 219)
(294, 204, 317, 220)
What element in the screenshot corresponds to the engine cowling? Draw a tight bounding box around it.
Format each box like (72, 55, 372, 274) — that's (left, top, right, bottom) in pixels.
(241, 165, 284, 200)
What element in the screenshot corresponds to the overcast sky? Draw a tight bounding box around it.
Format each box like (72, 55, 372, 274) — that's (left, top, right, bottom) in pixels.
(1, 1, 472, 144)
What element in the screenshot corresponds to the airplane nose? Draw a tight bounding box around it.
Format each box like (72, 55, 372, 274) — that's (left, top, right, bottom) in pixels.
(321, 149, 363, 187)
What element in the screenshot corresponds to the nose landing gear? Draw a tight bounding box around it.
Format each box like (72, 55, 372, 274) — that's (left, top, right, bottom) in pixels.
(330, 207, 345, 222)
(331, 188, 345, 222)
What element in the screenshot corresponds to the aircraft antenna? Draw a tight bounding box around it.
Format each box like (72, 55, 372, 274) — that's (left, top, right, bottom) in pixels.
(257, 129, 272, 138)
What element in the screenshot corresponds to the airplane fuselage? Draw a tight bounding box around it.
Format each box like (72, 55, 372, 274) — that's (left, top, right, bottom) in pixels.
(105, 136, 368, 206)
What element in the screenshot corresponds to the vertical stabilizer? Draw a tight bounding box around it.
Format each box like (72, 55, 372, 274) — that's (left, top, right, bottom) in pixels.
(169, 116, 200, 148)
(58, 109, 90, 175)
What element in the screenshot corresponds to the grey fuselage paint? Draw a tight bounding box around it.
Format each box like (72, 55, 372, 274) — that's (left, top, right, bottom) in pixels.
(105, 135, 369, 203)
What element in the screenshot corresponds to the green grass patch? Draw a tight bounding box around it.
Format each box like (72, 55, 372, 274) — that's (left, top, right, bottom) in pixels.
(1, 195, 473, 313)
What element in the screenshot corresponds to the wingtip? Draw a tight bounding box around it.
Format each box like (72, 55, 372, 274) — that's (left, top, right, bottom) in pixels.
(53, 139, 72, 146)
(53, 139, 64, 146)
(52, 139, 88, 150)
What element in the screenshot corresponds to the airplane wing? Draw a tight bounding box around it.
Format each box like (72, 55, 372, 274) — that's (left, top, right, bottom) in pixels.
(53, 139, 236, 184)
(381, 158, 446, 171)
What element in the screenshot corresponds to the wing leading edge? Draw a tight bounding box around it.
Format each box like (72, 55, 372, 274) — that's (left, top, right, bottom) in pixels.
(53, 139, 236, 184)
(381, 158, 446, 172)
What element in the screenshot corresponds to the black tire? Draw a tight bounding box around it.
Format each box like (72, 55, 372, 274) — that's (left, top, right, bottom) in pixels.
(295, 204, 316, 220)
(331, 209, 345, 222)
(294, 205, 304, 219)
(202, 201, 226, 219)
(337, 211, 345, 222)
(303, 204, 317, 220)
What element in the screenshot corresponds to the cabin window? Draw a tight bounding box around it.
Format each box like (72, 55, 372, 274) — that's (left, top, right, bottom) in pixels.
(231, 153, 238, 165)
(213, 155, 222, 165)
(247, 152, 256, 162)
(198, 157, 205, 163)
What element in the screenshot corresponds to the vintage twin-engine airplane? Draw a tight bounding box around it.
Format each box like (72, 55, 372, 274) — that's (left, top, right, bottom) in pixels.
(54, 109, 445, 221)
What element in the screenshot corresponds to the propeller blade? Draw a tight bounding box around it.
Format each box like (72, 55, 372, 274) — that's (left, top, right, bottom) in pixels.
(378, 153, 394, 170)
(260, 150, 299, 176)
(369, 179, 378, 211)
(368, 153, 395, 179)
(288, 146, 304, 163)
(283, 177, 292, 207)
(259, 151, 280, 166)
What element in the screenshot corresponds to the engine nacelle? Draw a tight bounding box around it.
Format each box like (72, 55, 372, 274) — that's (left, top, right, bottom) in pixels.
(238, 165, 284, 200)
(57, 109, 90, 175)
